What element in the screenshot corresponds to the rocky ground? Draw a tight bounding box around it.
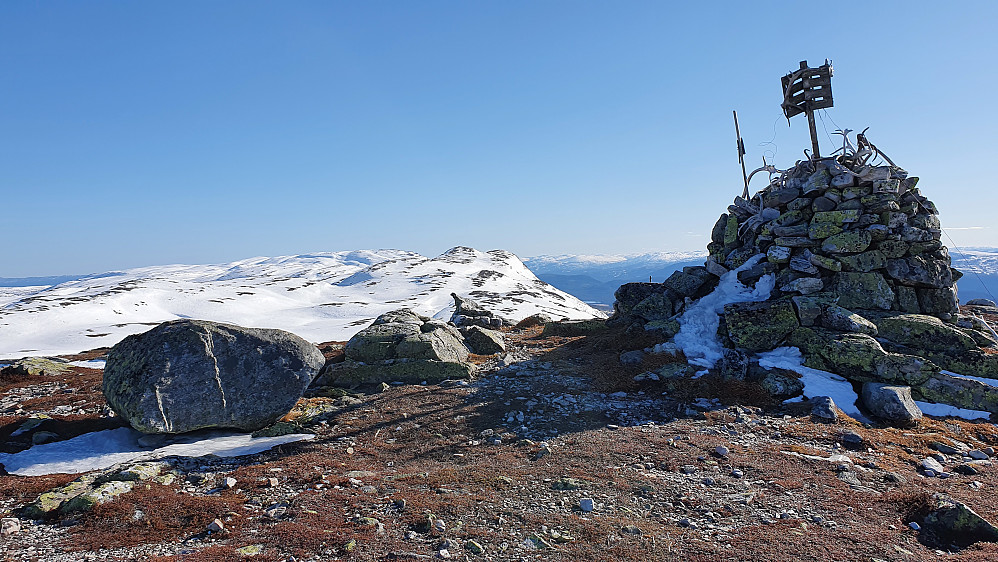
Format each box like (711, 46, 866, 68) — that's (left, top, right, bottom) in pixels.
(3, 323, 998, 561)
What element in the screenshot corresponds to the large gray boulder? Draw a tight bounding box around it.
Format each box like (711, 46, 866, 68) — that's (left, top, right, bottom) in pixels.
(103, 320, 324, 434)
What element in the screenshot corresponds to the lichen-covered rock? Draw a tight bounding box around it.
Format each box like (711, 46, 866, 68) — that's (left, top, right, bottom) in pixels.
(861, 383, 922, 424)
(760, 369, 805, 399)
(791, 294, 837, 327)
(895, 286, 921, 313)
(631, 293, 677, 322)
(919, 494, 998, 548)
(871, 314, 977, 353)
(104, 320, 325, 434)
(22, 461, 174, 519)
(821, 230, 872, 254)
(834, 272, 895, 310)
(917, 287, 958, 316)
(723, 300, 799, 352)
(913, 373, 998, 414)
(767, 245, 791, 264)
(885, 256, 952, 288)
(820, 305, 877, 335)
(542, 319, 607, 336)
(837, 250, 887, 273)
(781, 277, 823, 295)
(874, 353, 937, 385)
(0, 357, 74, 378)
(663, 270, 706, 298)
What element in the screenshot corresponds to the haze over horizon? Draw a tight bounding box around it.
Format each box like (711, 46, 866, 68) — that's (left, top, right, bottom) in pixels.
(3, 1, 996, 277)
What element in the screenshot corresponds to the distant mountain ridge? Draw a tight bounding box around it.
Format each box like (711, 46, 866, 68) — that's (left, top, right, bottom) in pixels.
(0, 247, 603, 359)
(524, 247, 998, 306)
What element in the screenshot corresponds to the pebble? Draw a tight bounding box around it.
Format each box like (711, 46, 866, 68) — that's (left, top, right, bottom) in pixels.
(1, 518, 20, 536)
(841, 431, 863, 446)
(730, 469, 744, 478)
(207, 519, 225, 533)
(224, 477, 237, 489)
(968, 449, 990, 460)
(920, 457, 945, 474)
(579, 498, 594, 513)
(714, 445, 730, 457)
(909, 521, 921, 531)
(678, 518, 697, 529)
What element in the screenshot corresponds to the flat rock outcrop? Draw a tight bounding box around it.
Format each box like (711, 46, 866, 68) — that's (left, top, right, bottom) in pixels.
(103, 320, 324, 434)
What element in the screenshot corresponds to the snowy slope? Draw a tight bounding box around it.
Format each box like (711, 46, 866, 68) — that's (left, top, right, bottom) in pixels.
(0, 247, 604, 359)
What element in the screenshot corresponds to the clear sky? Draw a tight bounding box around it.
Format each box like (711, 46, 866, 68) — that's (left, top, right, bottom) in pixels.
(2, 1, 996, 276)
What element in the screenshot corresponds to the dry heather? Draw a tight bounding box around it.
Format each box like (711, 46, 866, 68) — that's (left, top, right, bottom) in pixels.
(1, 325, 998, 561)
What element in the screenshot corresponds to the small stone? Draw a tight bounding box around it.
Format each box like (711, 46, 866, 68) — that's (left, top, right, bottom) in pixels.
(268, 477, 279, 487)
(714, 445, 730, 457)
(811, 396, 838, 420)
(438, 548, 451, 559)
(579, 498, 594, 513)
(730, 469, 744, 478)
(955, 464, 979, 476)
(921, 457, 945, 474)
(466, 540, 485, 554)
(809, 254, 842, 272)
(678, 518, 697, 529)
(767, 245, 792, 264)
(909, 521, 921, 531)
(969, 450, 990, 460)
(207, 518, 225, 533)
(884, 472, 906, 484)
(841, 431, 863, 446)
(681, 465, 697, 474)
(621, 525, 642, 535)
(31, 431, 59, 445)
(1, 518, 19, 536)
(224, 477, 237, 489)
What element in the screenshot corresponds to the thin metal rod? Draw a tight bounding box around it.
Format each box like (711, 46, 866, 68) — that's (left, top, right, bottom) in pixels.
(733, 110, 749, 198)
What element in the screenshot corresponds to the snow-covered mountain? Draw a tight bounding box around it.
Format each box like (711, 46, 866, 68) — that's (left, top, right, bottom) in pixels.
(0, 247, 604, 359)
(524, 248, 998, 306)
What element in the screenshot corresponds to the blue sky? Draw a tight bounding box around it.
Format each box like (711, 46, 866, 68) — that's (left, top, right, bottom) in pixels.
(2, 1, 996, 276)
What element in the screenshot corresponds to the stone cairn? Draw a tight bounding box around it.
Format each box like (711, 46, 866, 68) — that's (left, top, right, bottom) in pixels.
(611, 138, 998, 423)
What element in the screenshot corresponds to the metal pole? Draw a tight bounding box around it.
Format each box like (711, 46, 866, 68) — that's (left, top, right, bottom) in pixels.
(733, 110, 749, 198)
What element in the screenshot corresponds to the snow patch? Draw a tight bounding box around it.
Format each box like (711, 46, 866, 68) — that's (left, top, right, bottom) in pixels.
(940, 370, 998, 388)
(0, 428, 315, 476)
(69, 359, 106, 369)
(673, 255, 774, 368)
(913, 401, 991, 421)
(758, 347, 866, 421)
